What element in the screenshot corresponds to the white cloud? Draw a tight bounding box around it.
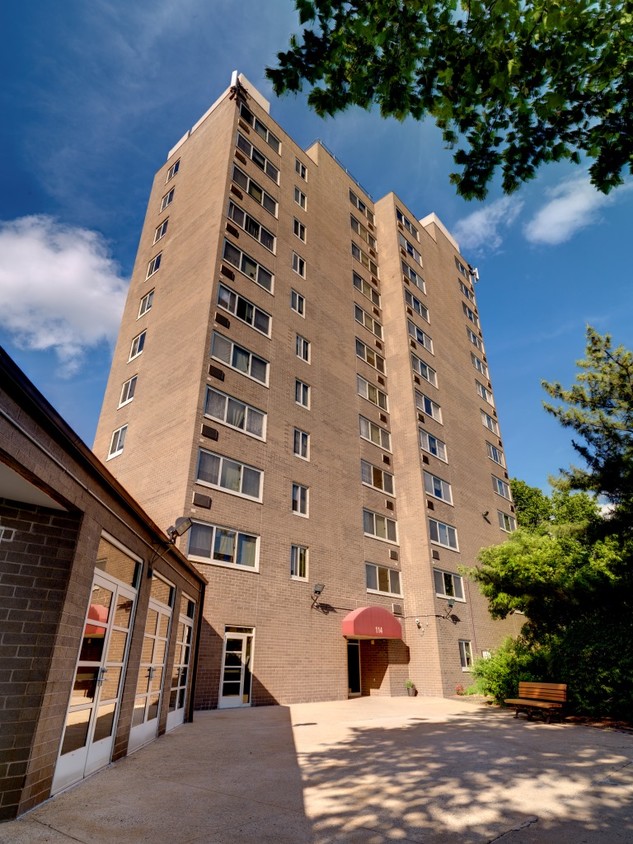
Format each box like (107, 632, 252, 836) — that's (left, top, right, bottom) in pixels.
(523, 175, 630, 245)
(0, 216, 127, 376)
(452, 195, 524, 253)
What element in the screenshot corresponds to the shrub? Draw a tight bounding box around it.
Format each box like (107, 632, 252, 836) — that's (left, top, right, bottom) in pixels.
(471, 637, 548, 702)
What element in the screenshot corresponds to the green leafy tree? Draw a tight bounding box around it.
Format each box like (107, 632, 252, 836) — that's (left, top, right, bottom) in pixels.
(267, 1, 633, 199)
(469, 328, 633, 717)
(543, 327, 633, 529)
(510, 479, 552, 528)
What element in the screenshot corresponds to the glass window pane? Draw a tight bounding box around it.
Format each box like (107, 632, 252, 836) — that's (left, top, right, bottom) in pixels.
(206, 388, 227, 420)
(198, 451, 220, 485)
(237, 534, 257, 567)
(189, 523, 212, 558)
(365, 564, 377, 590)
(220, 459, 241, 491)
(212, 333, 231, 364)
(232, 346, 249, 373)
(241, 467, 261, 499)
(214, 529, 235, 562)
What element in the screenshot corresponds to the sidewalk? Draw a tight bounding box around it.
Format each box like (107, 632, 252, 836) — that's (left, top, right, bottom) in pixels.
(2, 696, 633, 843)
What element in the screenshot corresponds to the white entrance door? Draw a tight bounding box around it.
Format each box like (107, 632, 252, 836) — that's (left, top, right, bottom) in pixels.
(128, 599, 172, 751)
(166, 594, 195, 732)
(218, 627, 254, 709)
(53, 572, 136, 794)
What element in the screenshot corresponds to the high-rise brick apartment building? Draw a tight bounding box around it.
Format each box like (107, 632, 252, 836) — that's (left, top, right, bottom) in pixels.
(94, 73, 521, 709)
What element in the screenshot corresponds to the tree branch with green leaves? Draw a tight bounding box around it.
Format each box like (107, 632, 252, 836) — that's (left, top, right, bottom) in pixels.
(267, 1, 633, 199)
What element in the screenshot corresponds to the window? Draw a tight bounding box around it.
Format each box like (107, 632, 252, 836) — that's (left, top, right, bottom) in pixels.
(196, 448, 262, 501)
(402, 261, 425, 292)
(359, 415, 391, 451)
(356, 338, 385, 373)
(119, 376, 137, 407)
(424, 471, 453, 504)
(188, 520, 258, 569)
(295, 379, 310, 407)
(295, 158, 307, 180)
(108, 425, 127, 458)
(355, 304, 382, 338)
(357, 375, 388, 410)
(138, 290, 154, 317)
(236, 132, 279, 182)
(294, 186, 307, 209)
(228, 202, 275, 251)
(471, 353, 488, 377)
(455, 258, 468, 277)
(366, 563, 402, 596)
(429, 518, 458, 550)
(463, 303, 479, 326)
(232, 165, 277, 216)
(361, 460, 394, 495)
(459, 279, 474, 301)
(239, 103, 281, 153)
(396, 208, 419, 239)
(292, 483, 309, 516)
(353, 271, 380, 306)
(433, 569, 465, 601)
(166, 159, 180, 181)
(160, 188, 174, 210)
(349, 189, 374, 224)
(291, 289, 305, 316)
(222, 240, 273, 292)
(146, 253, 162, 278)
(129, 331, 146, 360)
(419, 428, 447, 462)
(459, 640, 473, 670)
(205, 387, 266, 439)
(407, 319, 433, 353)
(415, 391, 441, 422)
(291, 545, 308, 579)
(498, 511, 517, 532)
(211, 332, 269, 384)
(481, 410, 499, 435)
(363, 509, 397, 543)
(486, 441, 505, 466)
(154, 219, 169, 243)
(293, 218, 306, 241)
(351, 241, 378, 275)
(351, 215, 377, 249)
(492, 476, 511, 499)
(217, 284, 271, 336)
(405, 289, 429, 322)
(398, 233, 422, 264)
(292, 252, 306, 278)
(293, 428, 310, 459)
(476, 380, 495, 406)
(296, 334, 310, 362)
(411, 354, 437, 386)
(467, 327, 483, 351)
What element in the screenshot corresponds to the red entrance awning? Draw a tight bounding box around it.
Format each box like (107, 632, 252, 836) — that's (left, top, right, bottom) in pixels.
(341, 606, 402, 640)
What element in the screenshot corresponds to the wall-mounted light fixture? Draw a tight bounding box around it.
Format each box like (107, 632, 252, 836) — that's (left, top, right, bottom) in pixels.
(166, 517, 193, 544)
(311, 582, 325, 608)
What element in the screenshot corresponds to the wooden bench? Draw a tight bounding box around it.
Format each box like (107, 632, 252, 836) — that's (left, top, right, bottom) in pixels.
(504, 682, 567, 723)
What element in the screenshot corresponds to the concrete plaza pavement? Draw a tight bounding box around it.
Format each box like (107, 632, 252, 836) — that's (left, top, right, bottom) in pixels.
(2, 695, 633, 843)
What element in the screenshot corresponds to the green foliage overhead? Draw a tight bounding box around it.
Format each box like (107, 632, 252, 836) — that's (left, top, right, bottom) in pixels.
(267, 1, 633, 198)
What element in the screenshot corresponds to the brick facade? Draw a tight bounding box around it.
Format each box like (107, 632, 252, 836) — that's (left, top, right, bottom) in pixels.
(0, 351, 205, 819)
(93, 73, 522, 711)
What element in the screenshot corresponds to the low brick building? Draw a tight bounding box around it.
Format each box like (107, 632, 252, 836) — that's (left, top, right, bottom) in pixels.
(0, 348, 206, 820)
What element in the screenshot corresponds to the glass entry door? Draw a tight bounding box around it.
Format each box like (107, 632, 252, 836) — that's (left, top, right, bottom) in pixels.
(347, 639, 361, 697)
(218, 627, 254, 708)
(53, 571, 136, 794)
(128, 575, 174, 752)
(166, 594, 195, 731)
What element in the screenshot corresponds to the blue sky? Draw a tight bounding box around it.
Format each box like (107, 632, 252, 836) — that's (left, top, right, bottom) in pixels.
(1, 0, 632, 492)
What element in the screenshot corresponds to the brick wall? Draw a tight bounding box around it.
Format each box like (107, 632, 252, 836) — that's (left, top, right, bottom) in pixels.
(0, 499, 80, 821)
